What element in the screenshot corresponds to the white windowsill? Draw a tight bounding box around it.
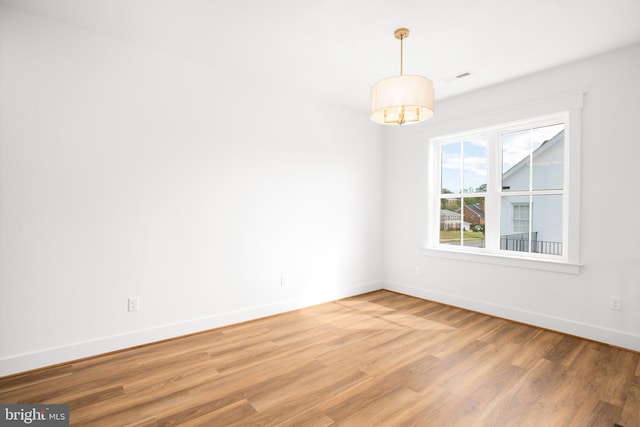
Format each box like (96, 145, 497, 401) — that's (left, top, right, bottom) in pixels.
(421, 247, 582, 274)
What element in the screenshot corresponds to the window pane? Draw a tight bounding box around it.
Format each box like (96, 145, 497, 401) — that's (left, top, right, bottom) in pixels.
(502, 129, 530, 192)
(532, 124, 564, 190)
(532, 195, 563, 255)
(463, 197, 485, 248)
(440, 198, 461, 245)
(441, 142, 461, 194)
(464, 138, 487, 193)
(500, 195, 530, 252)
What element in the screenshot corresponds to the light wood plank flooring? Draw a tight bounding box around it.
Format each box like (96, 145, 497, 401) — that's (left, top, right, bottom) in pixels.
(1, 290, 639, 426)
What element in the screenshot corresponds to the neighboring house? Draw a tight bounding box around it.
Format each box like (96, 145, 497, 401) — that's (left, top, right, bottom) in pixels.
(500, 129, 564, 254)
(440, 209, 470, 231)
(463, 202, 485, 225)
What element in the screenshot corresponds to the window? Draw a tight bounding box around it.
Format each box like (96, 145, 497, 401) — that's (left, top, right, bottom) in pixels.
(511, 203, 529, 234)
(438, 136, 487, 248)
(500, 122, 565, 256)
(425, 95, 582, 273)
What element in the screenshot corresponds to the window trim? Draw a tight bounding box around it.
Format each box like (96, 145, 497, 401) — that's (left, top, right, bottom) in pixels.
(424, 93, 583, 274)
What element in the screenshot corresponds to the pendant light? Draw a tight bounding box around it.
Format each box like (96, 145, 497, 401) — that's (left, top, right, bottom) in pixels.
(370, 28, 434, 125)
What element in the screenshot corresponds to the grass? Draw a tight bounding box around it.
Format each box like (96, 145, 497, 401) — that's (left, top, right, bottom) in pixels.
(440, 230, 485, 240)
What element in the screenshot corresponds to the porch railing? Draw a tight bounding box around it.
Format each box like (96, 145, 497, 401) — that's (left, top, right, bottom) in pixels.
(500, 232, 562, 255)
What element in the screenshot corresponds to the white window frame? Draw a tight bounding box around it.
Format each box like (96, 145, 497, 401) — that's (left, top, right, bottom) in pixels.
(424, 93, 583, 274)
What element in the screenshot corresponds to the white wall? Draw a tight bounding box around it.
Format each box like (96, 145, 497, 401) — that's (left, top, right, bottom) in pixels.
(0, 6, 383, 375)
(383, 43, 640, 351)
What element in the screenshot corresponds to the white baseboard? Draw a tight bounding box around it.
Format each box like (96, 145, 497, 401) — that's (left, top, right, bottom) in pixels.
(0, 281, 383, 377)
(384, 280, 640, 352)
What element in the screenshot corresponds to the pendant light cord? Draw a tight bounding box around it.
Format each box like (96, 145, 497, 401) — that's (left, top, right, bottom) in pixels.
(400, 35, 404, 76)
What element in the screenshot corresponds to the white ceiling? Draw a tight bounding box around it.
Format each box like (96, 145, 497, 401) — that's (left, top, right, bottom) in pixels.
(2, 0, 640, 112)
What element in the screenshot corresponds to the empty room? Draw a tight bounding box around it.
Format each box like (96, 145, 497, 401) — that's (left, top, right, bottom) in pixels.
(1, 0, 639, 425)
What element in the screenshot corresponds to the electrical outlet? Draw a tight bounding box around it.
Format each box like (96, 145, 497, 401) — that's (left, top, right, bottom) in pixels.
(128, 297, 140, 312)
(415, 266, 422, 276)
(609, 296, 622, 311)
(280, 275, 287, 287)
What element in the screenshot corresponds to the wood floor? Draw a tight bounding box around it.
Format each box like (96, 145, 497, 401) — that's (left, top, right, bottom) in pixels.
(1, 290, 639, 426)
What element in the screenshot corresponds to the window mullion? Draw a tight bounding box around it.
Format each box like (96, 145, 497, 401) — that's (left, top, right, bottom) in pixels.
(459, 142, 464, 245)
(485, 132, 501, 250)
(528, 128, 534, 253)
